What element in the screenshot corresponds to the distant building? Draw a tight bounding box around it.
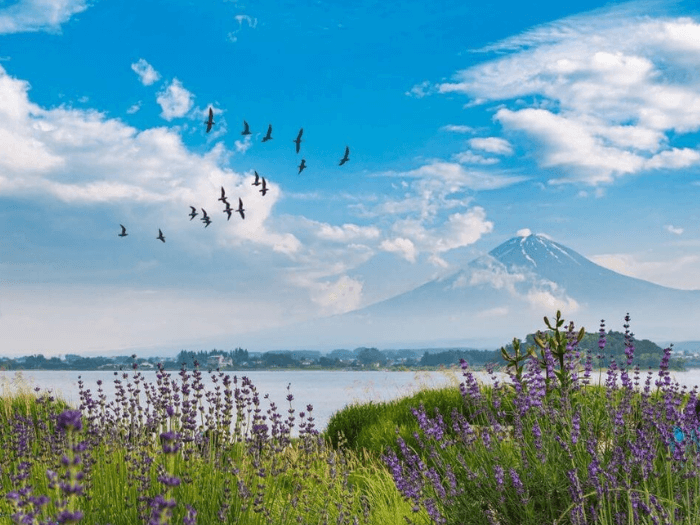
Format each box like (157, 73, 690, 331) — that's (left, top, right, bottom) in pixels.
(207, 355, 233, 368)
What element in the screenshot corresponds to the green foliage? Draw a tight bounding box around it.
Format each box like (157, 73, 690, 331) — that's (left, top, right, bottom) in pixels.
(324, 384, 519, 457)
(356, 347, 387, 366)
(420, 348, 501, 367)
(502, 324, 684, 371)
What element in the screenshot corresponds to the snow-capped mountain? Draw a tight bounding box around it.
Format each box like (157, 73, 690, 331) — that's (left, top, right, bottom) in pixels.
(233, 233, 700, 351)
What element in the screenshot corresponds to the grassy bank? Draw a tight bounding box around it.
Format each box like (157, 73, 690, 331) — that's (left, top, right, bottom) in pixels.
(2, 311, 700, 524)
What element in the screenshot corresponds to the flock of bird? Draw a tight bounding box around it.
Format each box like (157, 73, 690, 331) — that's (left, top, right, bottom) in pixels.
(118, 108, 350, 242)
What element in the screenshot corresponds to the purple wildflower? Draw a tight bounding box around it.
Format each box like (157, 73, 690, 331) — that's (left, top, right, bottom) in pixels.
(57, 410, 83, 432)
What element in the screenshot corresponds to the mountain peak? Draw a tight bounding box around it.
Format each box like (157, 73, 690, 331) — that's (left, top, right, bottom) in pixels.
(488, 233, 585, 270)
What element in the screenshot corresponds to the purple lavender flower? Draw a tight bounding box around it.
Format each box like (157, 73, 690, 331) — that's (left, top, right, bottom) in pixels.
(160, 431, 180, 455)
(57, 410, 83, 432)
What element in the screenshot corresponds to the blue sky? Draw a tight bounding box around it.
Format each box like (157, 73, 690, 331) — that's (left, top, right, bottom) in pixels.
(2, 0, 700, 356)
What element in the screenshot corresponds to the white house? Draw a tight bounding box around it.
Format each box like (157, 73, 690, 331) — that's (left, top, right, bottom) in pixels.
(207, 355, 233, 368)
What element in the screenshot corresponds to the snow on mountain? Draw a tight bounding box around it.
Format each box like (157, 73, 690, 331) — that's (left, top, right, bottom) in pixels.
(231, 233, 700, 351)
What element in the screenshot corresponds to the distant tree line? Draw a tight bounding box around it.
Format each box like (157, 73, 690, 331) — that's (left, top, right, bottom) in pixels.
(0, 331, 687, 371)
(500, 330, 685, 371)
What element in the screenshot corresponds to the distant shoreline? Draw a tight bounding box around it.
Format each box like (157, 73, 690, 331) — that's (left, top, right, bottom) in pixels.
(0, 365, 694, 373)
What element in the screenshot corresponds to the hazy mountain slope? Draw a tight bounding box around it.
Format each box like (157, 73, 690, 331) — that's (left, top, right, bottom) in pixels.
(230, 234, 700, 351)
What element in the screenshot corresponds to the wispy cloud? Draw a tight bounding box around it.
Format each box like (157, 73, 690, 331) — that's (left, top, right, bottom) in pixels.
(666, 224, 684, 235)
(440, 124, 475, 133)
(380, 207, 494, 265)
(453, 151, 499, 165)
(457, 256, 579, 312)
(156, 79, 194, 121)
(388, 161, 528, 190)
(590, 251, 700, 290)
(379, 237, 418, 262)
(131, 59, 161, 86)
(315, 223, 381, 243)
(436, 2, 700, 185)
(126, 102, 141, 114)
(405, 80, 436, 98)
(0, 0, 90, 34)
(469, 137, 514, 155)
(227, 14, 258, 43)
(309, 275, 364, 314)
(234, 136, 252, 153)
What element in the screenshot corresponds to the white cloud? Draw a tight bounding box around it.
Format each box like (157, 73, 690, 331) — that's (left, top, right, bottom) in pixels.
(644, 147, 700, 170)
(469, 137, 514, 155)
(590, 252, 700, 290)
(234, 136, 252, 153)
(316, 223, 381, 242)
(526, 288, 579, 313)
(309, 275, 364, 315)
(436, 4, 700, 185)
(388, 207, 494, 262)
(131, 59, 161, 86)
(0, 0, 90, 34)
(380, 237, 417, 262)
(496, 108, 646, 185)
(406, 80, 435, 98)
(665, 224, 684, 235)
(227, 14, 258, 43)
(0, 73, 63, 172)
(391, 161, 528, 190)
(517, 228, 532, 237)
(453, 151, 499, 165)
(461, 260, 526, 294)
(457, 256, 579, 312)
(156, 79, 193, 121)
(428, 254, 449, 268)
(440, 124, 474, 133)
(0, 65, 305, 261)
(234, 14, 257, 28)
(126, 102, 141, 114)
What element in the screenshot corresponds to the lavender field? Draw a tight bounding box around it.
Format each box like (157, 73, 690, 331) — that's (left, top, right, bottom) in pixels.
(2, 312, 700, 524)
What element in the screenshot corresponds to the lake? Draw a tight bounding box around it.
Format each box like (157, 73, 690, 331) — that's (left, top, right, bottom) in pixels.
(2, 368, 700, 433)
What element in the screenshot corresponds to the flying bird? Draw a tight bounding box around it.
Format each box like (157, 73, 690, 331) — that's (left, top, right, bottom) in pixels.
(293, 128, 303, 153)
(339, 146, 350, 166)
(189, 206, 198, 220)
(252, 171, 261, 186)
(262, 124, 273, 142)
(204, 108, 215, 133)
(260, 177, 268, 196)
(241, 120, 251, 136)
(118, 224, 128, 237)
(223, 203, 233, 220)
(298, 158, 306, 174)
(218, 187, 228, 204)
(236, 198, 245, 219)
(201, 209, 211, 227)
(157, 229, 165, 243)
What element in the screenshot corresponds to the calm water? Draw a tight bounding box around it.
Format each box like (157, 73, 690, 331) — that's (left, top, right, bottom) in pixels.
(3, 368, 700, 433)
(0, 369, 467, 433)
